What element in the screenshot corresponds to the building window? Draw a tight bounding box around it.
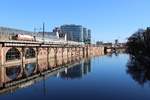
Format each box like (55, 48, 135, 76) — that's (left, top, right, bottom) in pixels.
(25, 48, 35, 59)
(6, 48, 21, 61)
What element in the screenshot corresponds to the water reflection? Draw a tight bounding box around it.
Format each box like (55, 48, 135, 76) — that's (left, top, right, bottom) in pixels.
(127, 55, 150, 86)
(24, 63, 36, 76)
(105, 49, 126, 57)
(1, 53, 150, 100)
(59, 59, 91, 79)
(0, 57, 91, 94)
(6, 65, 21, 80)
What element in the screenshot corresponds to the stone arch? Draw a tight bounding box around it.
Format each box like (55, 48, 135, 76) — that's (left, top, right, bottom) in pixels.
(6, 48, 21, 61)
(104, 47, 108, 54)
(38, 48, 48, 59)
(49, 48, 55, 58)
(25, 48, 36, 59)
(38, 60, 48, 72)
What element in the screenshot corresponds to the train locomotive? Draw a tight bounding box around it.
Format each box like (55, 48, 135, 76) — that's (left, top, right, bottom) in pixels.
(11, 34, 81, 45)
(12, 34, 36, 41)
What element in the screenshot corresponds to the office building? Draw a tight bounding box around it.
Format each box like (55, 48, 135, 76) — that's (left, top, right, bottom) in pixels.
(60, 24, 84, 42)
(60, 24, 91, 44)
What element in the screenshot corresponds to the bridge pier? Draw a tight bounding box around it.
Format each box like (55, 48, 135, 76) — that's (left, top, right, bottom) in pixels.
(47, 47, 50, 69)
(67, 47, 69, 62)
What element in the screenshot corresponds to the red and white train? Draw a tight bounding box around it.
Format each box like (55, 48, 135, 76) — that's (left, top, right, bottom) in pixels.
(13, 34, 36, 41)
(12, 34, 82, 45)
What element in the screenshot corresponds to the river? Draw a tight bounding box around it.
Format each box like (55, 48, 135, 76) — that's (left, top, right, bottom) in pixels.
(0, 53, 150, 100)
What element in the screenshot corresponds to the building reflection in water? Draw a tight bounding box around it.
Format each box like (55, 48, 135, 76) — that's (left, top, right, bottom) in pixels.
(60, 59, 91, 79)
(126, 55, 150, 86)
(0, 57, 91, 94)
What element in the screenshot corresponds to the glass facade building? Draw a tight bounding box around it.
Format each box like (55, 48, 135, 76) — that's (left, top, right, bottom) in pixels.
(83, 28, 88, 42)
(60, 25, 84, 42)
(87, 29, 91, 44)
(83, 28, 91, 44)
(60, 25, 91, 44)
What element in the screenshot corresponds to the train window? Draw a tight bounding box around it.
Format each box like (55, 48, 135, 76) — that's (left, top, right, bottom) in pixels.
(25, 48, 36, 58)
(6, 48, 21, 61)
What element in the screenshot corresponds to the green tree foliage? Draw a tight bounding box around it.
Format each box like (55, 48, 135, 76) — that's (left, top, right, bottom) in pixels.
(126, 27, 150, 85)
(126, 28, 150, 57)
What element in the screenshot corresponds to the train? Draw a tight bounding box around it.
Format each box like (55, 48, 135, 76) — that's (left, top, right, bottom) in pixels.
(12, 34, 36, 41)
(12, 34, 83, 45)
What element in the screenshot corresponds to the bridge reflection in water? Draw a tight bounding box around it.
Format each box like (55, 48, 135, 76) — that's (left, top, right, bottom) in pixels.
(0, 56, 91, 94)
(6, 65, 21, 80)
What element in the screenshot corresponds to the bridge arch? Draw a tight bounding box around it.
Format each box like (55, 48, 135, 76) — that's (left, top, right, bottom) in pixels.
(6, 65, 22, 80)
(6, 48, 21, 61)
(104, 47, 107, 53)
(25, 48, 36, 59)
(24, 63, 36, 76)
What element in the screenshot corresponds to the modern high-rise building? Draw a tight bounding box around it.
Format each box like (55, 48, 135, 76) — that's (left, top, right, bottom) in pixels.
(87, 29, 91, 44)
(83, 28, 88, 42)
(60, 24, 84, 42)
(83, 28, 91, 44)
(60, 24, 91, 43)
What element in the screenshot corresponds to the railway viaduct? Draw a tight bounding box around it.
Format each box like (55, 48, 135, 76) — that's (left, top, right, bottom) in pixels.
(0, 40, 104, 66)
(0, 40, 104, 84)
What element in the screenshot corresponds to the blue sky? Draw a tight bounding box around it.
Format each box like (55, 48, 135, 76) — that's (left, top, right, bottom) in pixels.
(0, 0, 150, 43)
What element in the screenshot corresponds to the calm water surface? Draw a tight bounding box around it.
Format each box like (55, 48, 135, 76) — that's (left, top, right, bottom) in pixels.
(0, 54, 150, 100)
